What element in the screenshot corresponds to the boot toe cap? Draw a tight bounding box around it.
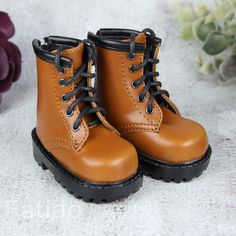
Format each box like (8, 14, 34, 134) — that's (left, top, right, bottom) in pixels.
(156, 118, 209, 163)
(165, 119, 209, 163)
(79, 140, 138, 183)
(52, 125, 139, 183)
(126, 118, 209, 163)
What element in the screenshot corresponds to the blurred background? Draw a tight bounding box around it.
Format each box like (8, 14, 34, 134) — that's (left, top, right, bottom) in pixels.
(0, 0, 235, 236)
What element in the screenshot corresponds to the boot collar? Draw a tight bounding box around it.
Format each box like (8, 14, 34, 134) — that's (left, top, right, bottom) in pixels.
(88, 29, 144, 52)
(88, 28, 162, 52)
(32, 36, 81, 68)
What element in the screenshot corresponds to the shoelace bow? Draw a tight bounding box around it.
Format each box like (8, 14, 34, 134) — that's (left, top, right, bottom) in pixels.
(54, 39, 105, 131)
(128, 28, 169, 114)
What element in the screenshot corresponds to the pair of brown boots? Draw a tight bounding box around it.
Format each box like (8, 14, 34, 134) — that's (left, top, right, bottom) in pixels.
(32, 28, 211, 203)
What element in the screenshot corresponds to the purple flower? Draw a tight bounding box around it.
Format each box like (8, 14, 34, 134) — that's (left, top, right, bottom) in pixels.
(0, 12, 21, 104)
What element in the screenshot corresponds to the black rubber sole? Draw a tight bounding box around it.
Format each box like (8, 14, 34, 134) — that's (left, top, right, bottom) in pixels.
(139, 146, 212, 183)
(32, 128, 143, 203)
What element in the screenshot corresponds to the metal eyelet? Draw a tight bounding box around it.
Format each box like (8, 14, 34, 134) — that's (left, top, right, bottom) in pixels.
(146, 107, 155, 114)
(61, 94, 69, 103)
(65, 109, 73, 117)
(60, 68, 66, 75)
(131, 81, 139, 89)
(59, 79, 66, 87)
(128, 54, 136, 61)
(72, 124, 80, 132)
(137, 95, 146, 103)
(129, 65, 135, 73)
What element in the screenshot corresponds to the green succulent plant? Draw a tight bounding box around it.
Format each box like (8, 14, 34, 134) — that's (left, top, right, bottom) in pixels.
(170, 0, 236, 83)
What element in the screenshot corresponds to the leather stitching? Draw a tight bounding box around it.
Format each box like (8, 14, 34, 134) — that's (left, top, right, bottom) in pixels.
(137, 36, 161, 126)
(120, 128, 158, 135)
(63, 47, 89, 151)
(48, 46, 88, 151)
(44, 137, 74, 144)
(48, 143, 76, 152)
(118, 123, 159, 130)
(51, 66, 76, 149)
(121, 52, 159, 126)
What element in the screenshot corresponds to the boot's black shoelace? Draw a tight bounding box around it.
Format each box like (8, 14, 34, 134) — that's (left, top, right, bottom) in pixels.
(54, 39, 105, 131)
(128, 28, 169, 114)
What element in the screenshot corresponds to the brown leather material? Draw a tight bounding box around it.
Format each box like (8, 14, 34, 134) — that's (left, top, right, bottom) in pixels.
(94, 31, 209, 163)
(87, 61, 120, 135)
(36, 44, 89, 152)
(52, 124, 138, 182)
(35, 42, 138, 183)
(96, 46, 163, 133)
(123, 107, 208, 163)
(153, 42, 181, 115)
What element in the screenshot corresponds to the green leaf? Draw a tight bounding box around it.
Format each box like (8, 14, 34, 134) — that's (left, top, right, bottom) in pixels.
(192, 19, 216, 41)
(213, 6, 228, 20)
(231, 0, 236, 8)
(215, 0, 227, 5)
(203, 32, 230, 55)
(222, 23, 236, 36)
(232, 43, 236, 55)
(192, 18, 204, 40)
(194, 3, 209, 16)
(205, 13, 215, 24)
(215, 0, 232, 8)
(219, 54, 236, 81)
(199, 62, 215, 75)
(224, 10, 235, 21)
(180, 23, 194, 40)
(215, 0, 225, 5)
(176, 7, 196, 22)
(195, 52, 203, 66)
(213, 56, 224, 70)
(198, 23, 216, 41)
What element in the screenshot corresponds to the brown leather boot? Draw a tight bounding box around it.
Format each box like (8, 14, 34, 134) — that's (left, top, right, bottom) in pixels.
(88, 28, 212, 182)
(31, 36, 142, 202)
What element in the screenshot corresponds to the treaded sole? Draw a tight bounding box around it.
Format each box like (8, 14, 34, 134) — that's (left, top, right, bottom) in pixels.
(32, 128, 143, 203)
(139, 146, 212, 183)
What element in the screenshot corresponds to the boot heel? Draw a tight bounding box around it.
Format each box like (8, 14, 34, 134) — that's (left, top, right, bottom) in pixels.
(32, 132, 48, 170)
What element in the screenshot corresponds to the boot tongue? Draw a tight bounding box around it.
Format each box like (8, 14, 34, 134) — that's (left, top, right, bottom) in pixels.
(120, 32, 146, 45)
(135, 32, 147, 45)
(135, 32, 164, 106)
(61, 43, 84, 69)
(135, 32, 161, 73)
(62, 43, 95, 125)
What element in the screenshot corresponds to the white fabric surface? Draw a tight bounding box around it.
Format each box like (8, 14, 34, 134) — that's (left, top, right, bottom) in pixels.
(0, 0, 236, 235)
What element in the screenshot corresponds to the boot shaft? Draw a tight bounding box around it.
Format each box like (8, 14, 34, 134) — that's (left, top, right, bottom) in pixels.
(88, 28, 179, 134)
(32, 36, 115, 151)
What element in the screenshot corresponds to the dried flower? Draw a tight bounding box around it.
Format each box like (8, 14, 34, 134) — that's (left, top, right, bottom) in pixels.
(0, 12, 21, 104)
